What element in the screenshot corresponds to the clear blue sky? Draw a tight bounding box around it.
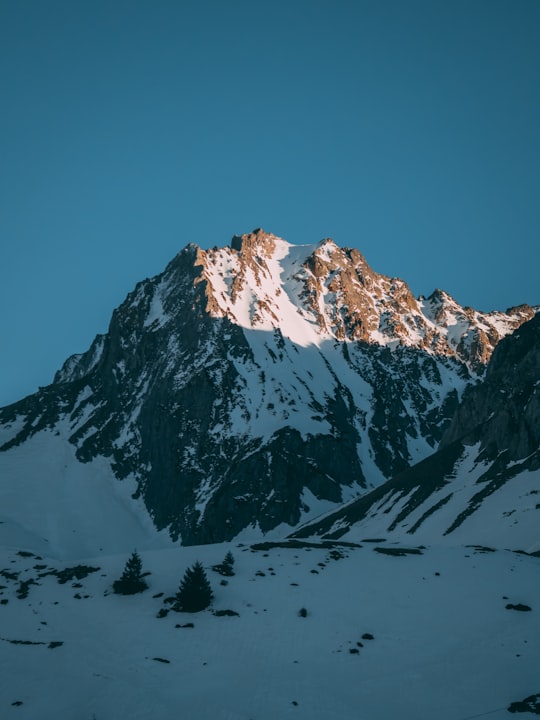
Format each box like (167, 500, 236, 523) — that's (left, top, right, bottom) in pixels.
(1, 0, 539, 406)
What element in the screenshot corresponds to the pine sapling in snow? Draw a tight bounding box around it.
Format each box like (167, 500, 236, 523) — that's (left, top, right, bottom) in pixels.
(113, 551, 148, 595)
(212, 550, 235, 577)
(174, 561, 214, 612)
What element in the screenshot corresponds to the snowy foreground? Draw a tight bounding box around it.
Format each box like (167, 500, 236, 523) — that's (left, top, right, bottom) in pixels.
(1, 537, 538, 720)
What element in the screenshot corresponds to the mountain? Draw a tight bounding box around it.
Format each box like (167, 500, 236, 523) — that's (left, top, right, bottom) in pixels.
(0, 229, 536, 547)
(292, 312, 540, 551)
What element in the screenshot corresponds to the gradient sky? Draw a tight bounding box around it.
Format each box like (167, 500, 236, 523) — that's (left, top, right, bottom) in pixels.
(1, 0, 539, 406)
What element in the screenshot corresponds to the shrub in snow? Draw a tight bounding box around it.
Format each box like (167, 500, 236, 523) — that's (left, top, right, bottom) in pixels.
(505, 603, 532, 612)
(113, 551, 148, 595)
(507, 693, 540, 714)
(212, 551, 235, 577)
(174, 561, 214, 613)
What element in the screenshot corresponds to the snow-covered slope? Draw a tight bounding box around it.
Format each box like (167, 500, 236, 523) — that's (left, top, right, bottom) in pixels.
(0, 424, 171, 561)
(293, 313, 540, 551)
(0, 535, 538, 720)
(0, 229, 536, 545)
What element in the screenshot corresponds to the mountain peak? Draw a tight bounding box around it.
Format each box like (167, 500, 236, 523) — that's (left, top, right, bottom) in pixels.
(230, 228, 282, 257)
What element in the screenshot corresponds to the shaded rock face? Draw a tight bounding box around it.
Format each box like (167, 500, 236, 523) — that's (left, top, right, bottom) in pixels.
(0, 231, 536, 545)
(441, 312, 540, 461)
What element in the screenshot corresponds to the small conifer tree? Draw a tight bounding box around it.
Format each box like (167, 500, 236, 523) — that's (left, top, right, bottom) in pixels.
(113, 550, 148, 595)
(212, 550, 235, 577)
(174, 561, 213, 612)
(221, 550, 235, 576)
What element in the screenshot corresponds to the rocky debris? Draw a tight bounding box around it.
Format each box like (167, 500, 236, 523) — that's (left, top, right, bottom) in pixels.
(508, 693, 540, 714)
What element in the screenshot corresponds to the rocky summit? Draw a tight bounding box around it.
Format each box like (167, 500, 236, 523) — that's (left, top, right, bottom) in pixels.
(0, 229, 537, 546)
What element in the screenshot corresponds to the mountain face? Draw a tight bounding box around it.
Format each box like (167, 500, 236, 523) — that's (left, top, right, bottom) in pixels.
(293, 312, 540, 550)
(0, 229, 536, 545)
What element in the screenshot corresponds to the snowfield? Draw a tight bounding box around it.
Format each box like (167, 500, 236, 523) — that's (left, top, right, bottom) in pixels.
(0, 537, 538, 720)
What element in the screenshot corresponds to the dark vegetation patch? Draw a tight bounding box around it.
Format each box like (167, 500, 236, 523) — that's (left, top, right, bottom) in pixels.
(513, 550, 540, 559)
(16, 578, 38, 599)
(0, 569, 19, 581)
(506, 603, 532, 612)
(362, 538, 386, 543)
(2, 637, 46, 646)
(328, 550, 345, 561)
(251, 540, 361, 551)
(508, 693, 540, 714)
(53, 565, 100, 584)
(1, 637, 61, 648)
(175, 623, 194, 629)
(213, 609, 239, 617)
(16, 551, 35, 558)
(465, 545, 496, 553)
(374, 546, 423, 557)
